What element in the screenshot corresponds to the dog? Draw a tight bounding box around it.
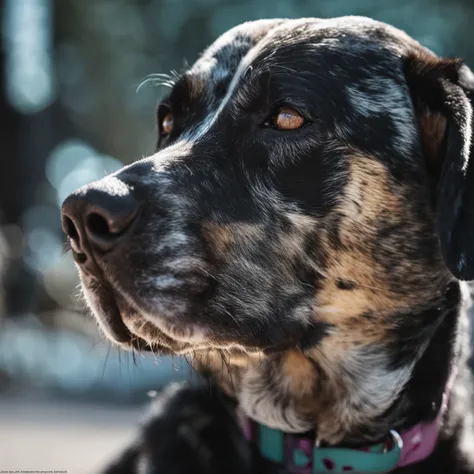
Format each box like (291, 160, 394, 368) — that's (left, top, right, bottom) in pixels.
(61, 16, 474, 473)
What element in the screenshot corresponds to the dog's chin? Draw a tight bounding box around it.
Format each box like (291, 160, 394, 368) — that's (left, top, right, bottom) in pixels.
(120, 306, 213, 355)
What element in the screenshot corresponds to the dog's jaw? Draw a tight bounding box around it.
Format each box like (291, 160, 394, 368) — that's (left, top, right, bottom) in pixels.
(192, 279, 465, 445)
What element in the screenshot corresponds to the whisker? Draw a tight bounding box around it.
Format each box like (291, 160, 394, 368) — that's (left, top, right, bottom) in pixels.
(136, 72, 178, 93)
(101, 344, 112, 379)
(62, 239, 71, 254)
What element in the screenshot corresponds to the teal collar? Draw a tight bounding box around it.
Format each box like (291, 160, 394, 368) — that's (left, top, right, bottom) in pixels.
(243, 419, 402, 473)
(242, 367, 456, 472)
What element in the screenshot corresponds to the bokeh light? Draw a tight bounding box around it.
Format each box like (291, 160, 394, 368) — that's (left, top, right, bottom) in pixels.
(46, 139, 123, 206)
(3, 0, 56, 114)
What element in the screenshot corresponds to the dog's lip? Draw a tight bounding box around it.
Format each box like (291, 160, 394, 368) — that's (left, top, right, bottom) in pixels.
(92, 286, 288, 355)
(82, 273, 304, 355)
(82, 273, 201, 352)
(93, 281, 135, 344)
(79, 272, 149, 349)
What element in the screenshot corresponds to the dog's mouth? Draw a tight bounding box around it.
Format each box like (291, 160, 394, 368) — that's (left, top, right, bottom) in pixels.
(80, 269, 264, 357)
(80, 271, 203, 354)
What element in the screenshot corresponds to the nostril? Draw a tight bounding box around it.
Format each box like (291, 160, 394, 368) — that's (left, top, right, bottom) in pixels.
(64, 216, 79, 242)
(85, 202, 140, 247)
(73, 251, 87, 265)
(63, 216, 88, 264)
(84, 206, 139, 252)
(87, 213, 113, 238)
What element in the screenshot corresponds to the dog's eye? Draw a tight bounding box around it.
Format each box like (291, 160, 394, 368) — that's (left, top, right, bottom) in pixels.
(161, 112, 174, 135)
(267, 107, 305, 131)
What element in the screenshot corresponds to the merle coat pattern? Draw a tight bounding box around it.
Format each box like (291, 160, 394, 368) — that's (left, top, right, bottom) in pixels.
(61, 17, 474, 473)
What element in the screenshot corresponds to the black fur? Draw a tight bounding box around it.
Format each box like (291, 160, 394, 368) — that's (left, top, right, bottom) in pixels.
(405, 54, 474, 280)
(60, 17, 474, 473)
(102, 384, 282, 474)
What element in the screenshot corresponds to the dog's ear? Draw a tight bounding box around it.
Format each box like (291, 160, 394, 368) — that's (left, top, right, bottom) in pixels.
(405, 52, 474, 280)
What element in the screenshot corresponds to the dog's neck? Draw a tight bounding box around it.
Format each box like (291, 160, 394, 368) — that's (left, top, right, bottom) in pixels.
(368, 291, 461, 442)
(194, 281, 466, 447)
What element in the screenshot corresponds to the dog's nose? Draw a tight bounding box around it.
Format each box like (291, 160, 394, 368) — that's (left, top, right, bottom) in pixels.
(61, 177, 140, 258)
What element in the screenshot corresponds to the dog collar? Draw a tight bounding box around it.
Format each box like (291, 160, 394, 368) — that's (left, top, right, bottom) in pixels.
(242, 369, 456, 473)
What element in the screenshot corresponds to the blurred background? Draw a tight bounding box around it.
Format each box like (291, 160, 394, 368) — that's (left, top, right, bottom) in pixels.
(1, 0, 474, 471)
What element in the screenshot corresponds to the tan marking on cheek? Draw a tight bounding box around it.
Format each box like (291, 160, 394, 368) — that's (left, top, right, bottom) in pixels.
(337, 156, 402, 230)
(201, 222, 265, 258)
(315, 159, 400, 344)
(315, 253, 399, 347)
(202, 222, 234, 257)
(282, 351, 316, 395)
(321, 251, 398, 307)
(418, 110, 447, 165)
(315, 156, 429, 346)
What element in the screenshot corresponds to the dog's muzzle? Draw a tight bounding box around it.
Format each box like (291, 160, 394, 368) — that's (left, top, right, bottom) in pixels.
(60, 162, 212, 350)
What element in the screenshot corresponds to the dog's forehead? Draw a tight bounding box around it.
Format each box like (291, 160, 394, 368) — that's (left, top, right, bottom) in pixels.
(188, 16, 415, 88)
(186, 20, 283, 95)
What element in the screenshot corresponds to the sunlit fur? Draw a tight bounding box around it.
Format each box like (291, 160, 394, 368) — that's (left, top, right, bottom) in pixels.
(65, 16, 474, 472)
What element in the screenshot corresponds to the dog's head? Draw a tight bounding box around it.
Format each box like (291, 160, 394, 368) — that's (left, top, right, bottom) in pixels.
(61, 17, 474, 443)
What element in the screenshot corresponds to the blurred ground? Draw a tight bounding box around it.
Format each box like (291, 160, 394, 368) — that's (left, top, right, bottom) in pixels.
(0, 396, 142, 473)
